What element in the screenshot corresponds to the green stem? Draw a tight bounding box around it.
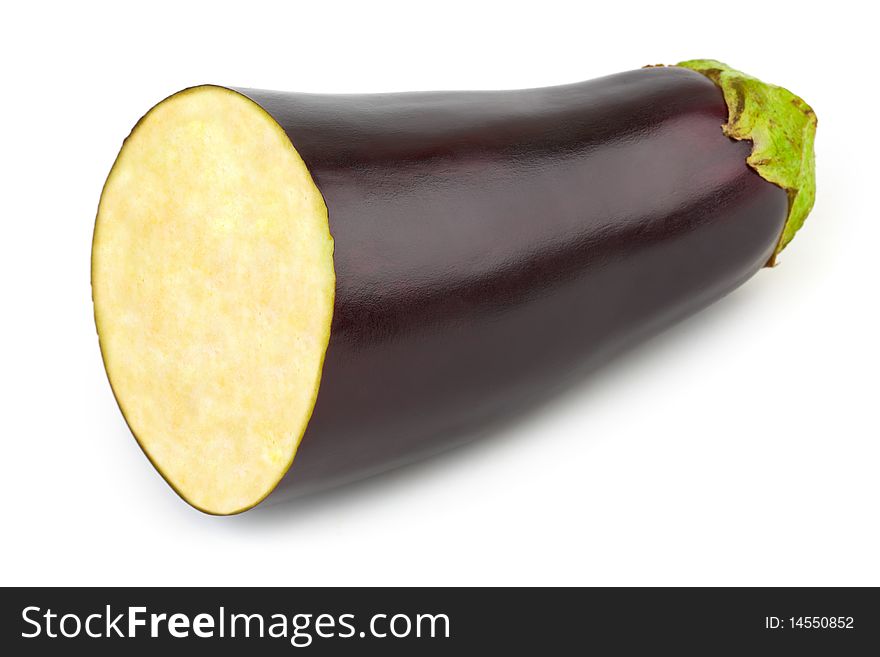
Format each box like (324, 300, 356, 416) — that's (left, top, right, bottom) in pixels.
(677, 60, 817, 264)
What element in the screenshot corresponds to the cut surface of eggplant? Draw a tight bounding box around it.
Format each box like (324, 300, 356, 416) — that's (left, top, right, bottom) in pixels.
(92, 64, 815, 514)
(93, 87, 334, 514)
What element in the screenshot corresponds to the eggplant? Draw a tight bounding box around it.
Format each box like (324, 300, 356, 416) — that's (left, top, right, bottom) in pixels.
(92, 60, 817, 514)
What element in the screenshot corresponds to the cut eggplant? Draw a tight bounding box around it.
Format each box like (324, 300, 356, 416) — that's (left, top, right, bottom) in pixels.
(92, 61, 817, 514)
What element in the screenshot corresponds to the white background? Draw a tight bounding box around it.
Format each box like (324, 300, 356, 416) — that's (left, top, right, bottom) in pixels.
(2, 1, 876, 586)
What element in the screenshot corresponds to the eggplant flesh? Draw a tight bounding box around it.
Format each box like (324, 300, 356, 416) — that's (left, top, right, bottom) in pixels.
(93, 66, 793, 514)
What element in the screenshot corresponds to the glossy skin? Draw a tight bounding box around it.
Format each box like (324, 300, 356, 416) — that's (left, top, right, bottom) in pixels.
(237, 67, 788, 500)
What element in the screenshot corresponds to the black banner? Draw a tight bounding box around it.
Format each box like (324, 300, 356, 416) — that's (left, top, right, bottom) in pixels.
(2, 587, 877, 654)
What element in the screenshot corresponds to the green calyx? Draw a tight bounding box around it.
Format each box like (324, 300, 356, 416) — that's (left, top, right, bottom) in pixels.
(677, 59, 817, 263)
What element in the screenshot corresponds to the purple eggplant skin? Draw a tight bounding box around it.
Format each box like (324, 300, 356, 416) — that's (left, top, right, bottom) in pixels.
(236, 66, 788, 500)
